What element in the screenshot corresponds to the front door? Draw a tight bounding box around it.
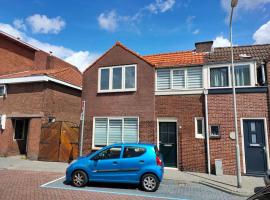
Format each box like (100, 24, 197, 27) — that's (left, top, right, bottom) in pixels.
(159, 122, 177, 167)
(243, 119, 267, 175)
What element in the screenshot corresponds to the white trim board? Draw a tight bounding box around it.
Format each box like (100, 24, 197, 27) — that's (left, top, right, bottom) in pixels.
(156, 117, 179, 169)
(240, 118, 270, 174)
(0, 75, 82, 90)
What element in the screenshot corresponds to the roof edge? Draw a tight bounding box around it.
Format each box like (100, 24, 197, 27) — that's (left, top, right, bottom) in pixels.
(83, 41, 155, 74)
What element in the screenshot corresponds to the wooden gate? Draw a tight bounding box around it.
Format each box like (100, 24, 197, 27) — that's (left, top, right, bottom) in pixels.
(38, 121, 79, 162)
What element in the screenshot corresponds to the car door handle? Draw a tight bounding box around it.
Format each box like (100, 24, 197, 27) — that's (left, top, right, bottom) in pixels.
(139, 160, 144, 164)
(112, 161, 118, 165)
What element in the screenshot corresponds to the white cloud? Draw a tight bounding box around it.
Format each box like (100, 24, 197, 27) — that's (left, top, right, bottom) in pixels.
(0, 23, 99, 71)
(13, 19, 26, 31)
(65, 51, 100, 72)
(213, 36, 231, 47)
(97, 0, 176, 32)
(253, 20, 270, 44)
(221, 0, 270, 21)
(192, 29, 200, 35)
(147, 0, 176, 14)
(26, 14, 66, 34)
(98, 10, 118, 32)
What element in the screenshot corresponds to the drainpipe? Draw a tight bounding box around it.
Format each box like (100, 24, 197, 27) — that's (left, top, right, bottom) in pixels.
(204, 89, 211, 174)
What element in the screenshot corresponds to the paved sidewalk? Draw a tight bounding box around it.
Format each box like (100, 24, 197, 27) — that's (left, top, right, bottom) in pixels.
(0, 156, 68, 172)
(0, 156, 264, 197)
(164, 169, 265, 197)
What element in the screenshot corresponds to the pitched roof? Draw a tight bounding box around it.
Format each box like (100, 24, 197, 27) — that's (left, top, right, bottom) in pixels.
(143, 50, 206, 68)
(206, 44, 270, 64)
(83, 41, 154, 73)
(0, 67, 82, 88)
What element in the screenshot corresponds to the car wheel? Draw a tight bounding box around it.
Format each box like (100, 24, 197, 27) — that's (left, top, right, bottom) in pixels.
(72, 170, 88, 187)
(141, 174, 160, 192)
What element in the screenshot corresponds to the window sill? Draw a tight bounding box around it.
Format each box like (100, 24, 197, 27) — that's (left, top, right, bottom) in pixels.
(97, 89, 136, 94)
(195, 135, 205, 139)
(155, 89, 204, 95)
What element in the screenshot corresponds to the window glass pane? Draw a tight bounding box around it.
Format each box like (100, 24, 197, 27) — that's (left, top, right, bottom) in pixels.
(197, 119, 203, 135)
(173, 70, 185, 89)
(98, 147, 122, 159)
(234, 65, 250, 86)
(157, 69, 170, 90)
(125, 66, 135, 89)
(113, 67, 122, 89)
(108, 119, 122, 144)
(100, 69, 109, 90)
(123, 147, 146, 158)
(250, 122, 256, 132)
(123, 118, 138, 143)
(210, 67, 229, 87)
(187, 68, 203, 88)
(94, 118, 108, 146)
(210, 126, 220, 137)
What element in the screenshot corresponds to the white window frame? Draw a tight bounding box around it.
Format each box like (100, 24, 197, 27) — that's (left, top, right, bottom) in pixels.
(92, 116, 139, 150)
(195, 117, 205, 139)
(0, 85, 7, 97)
(206, 61, 256, 89)
(13, 119, 26, 141)
(98, 64, 137, 93)
(155, 67, 204, 95)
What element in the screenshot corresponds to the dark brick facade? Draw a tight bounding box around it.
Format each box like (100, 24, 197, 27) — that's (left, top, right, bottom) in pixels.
(82, 44, 156, 154)
(82, 43, 270, 175)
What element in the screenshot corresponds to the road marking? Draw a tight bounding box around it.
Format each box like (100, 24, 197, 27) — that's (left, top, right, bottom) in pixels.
(40, 176, 65, 187)
(41, 176, 189, 200)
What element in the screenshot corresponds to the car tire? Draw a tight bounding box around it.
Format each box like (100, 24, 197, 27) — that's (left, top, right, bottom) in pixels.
(141, 173, 160, 192)
(72, 170, 88, 187)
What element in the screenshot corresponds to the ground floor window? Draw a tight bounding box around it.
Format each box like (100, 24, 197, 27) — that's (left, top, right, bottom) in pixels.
(195, 117, 205, 139)
(93, 117, 139, 148)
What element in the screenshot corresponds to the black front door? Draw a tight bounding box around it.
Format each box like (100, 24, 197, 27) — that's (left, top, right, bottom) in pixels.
(244, 119, 267, 175)
(159, 122, 177, 167)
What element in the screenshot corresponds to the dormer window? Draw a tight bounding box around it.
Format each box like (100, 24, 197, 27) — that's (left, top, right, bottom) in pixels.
(98, 65, 136, 93)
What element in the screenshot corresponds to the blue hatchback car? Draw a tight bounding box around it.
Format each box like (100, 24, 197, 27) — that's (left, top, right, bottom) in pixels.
(66, 143, 164, 192)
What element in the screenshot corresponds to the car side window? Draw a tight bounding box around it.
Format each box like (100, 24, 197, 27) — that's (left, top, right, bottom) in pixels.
(96, 147, 122, 160)
(123, 147, 146, 158)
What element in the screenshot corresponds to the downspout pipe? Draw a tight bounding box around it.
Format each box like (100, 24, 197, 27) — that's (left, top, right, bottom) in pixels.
(204, 89, 211, 174)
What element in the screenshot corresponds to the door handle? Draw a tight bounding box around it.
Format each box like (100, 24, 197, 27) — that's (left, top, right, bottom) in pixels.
(112, 161, 118, 165)
(139, 160, 144, 164)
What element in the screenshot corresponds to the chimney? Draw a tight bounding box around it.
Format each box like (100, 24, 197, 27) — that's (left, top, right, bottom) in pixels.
(195, 41, 213, 53)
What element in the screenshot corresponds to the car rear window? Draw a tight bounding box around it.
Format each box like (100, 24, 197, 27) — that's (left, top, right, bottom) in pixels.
(123, 146, 146, 158)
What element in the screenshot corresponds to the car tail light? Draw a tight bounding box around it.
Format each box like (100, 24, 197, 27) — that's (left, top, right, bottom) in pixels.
(156, 156, 162, 166)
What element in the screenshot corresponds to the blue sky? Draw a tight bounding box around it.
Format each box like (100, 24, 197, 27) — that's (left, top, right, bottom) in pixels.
(0, 0, 270, 71)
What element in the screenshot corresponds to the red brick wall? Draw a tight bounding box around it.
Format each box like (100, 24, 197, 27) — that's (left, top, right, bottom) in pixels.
(155, 95, 207, 172)
(207, 93, 269, 174)
(0, 82, 81, 158)
(0, 34, 35, 75)
(43, 82, 81, 124)
(82, 45, 156, 154)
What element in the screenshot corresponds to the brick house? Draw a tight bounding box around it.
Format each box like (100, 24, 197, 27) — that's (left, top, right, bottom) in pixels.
(82, 41, 270, 175)
(0, 31, 82, 159)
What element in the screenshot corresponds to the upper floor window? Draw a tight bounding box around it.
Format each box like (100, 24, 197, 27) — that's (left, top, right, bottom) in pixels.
(156, 67, 203, 91)
(0, 85, 6, 97)
(98, 65, 136, 93)
(209, 64, 251, 88)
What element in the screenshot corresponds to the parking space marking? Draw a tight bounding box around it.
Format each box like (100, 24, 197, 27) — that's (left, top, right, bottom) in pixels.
(40, 176, 65, 187)
(41, 177, 189, 200)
